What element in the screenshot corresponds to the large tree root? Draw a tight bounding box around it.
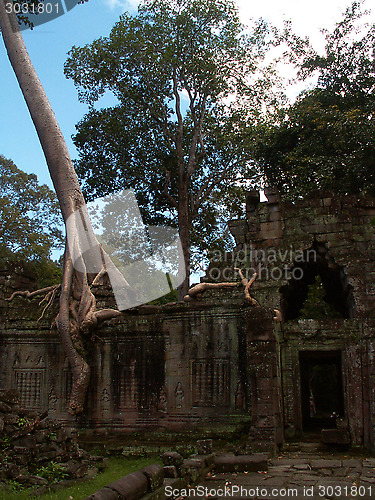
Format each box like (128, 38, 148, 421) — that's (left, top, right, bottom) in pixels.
(183, 281, 238, 301)
(184, 268, 282, 321)
(6, 285, 60, 302)
(56, 248, 124, 415)
(6, 251, 123, 415)
(184, 268, 259, 305)
(6, 284, 61, 323)
(234, 268, 259, 306)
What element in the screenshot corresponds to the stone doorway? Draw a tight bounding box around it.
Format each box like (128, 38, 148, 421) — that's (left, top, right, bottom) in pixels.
(299, 350, 344, 431)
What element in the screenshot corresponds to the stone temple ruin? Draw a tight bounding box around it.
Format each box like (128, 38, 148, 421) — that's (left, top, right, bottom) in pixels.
(1, 189, 375, 452)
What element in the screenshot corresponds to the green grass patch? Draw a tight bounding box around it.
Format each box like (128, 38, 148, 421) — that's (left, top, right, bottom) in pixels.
(0, 456, 158, 500)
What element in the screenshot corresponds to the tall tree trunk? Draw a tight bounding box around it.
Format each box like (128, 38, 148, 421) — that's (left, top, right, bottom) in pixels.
(0, 1, 126, 414)
(177, 181, 191, 301)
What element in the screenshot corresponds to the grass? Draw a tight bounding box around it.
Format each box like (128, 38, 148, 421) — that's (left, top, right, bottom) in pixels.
(0, 456, 158, 500)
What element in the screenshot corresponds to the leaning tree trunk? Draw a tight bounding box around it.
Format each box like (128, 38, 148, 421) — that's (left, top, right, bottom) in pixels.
(0, 0, 128, 414)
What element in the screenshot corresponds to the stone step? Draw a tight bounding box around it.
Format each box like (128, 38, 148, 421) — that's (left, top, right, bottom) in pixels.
(213, 454, 268, 473)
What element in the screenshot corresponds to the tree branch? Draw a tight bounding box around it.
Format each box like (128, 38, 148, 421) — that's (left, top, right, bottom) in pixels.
(163, 168, 178, 208)
(186, 94, 208, 178)
(172, 67, 184, 169)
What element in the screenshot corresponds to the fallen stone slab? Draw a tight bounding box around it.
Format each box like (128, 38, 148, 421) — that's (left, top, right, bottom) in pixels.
(182, 458, 205, 469)
(311, 459, 342, 469)
(342, 459, 362, 467)
(107, 471, 148, 500)
(180, 462, 205, 483)
(163, 466, 178, 478)
(270, 458, 306, 466)
(363, 458, 375, 468)
(214, 454, 268, 473)
(292, 464, 311, 471)
(162, 451, 183, 467)
(196, 439, 213, 455)
(195, 453, 215, 467)
(86, 487, 120, 499)
(141, 464, 163, 491)
(360, 476, 375, 484)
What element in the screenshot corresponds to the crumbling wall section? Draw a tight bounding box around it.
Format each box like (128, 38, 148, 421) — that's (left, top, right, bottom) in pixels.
(0, 295, 251, 433)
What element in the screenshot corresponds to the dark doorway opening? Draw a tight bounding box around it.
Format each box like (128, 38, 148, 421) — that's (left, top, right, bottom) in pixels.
(299, 351, 344, 430)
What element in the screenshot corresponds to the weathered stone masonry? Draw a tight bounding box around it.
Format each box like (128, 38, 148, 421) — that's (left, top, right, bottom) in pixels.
(0, 281, 254, 432)
(1, 190, 375, 451)
(221, 189, 375, 449)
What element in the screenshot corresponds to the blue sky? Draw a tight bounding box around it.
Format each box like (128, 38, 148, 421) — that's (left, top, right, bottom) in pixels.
(0, 0, 138, 187)
(1, 0, 374, 190)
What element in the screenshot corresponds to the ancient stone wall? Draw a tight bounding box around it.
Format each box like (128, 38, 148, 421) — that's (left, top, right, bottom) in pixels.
(218, 190, 375, 450)
(0, 293, 253, 433)
(2, 190, 375, 452)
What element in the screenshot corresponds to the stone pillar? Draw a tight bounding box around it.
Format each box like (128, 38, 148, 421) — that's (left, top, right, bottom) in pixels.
(245, 307, 283, 453)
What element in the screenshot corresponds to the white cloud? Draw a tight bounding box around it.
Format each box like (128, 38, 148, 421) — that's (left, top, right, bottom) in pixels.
(102, 0, 375, 50)
(104, 0, 139, 12)
(237, 0, 375, 52)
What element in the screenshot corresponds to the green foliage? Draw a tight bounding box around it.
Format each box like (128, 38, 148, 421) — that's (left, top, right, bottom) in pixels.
(64, 0, 280, 268)
(254, 1, 375, 199)
(0, 156, 63, 286)
(299, 275, 342, 320)
(148, 287, 178, 305)
(16, 417, 30, 427)
(0, 435, 11, 447)
(0, 457, 157, 500)
(35, 462, 70, 482)
(5, 480, 25, 493)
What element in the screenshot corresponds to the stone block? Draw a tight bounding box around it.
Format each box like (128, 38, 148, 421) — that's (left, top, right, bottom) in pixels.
(162, 451, 183, 467)
(86, 487, 120, 500)
(180, 464, 200, 483)
(107, 471, 148, 500)
(342, 459, 362, 467)
(0, 401, 11, 413)
(4, 414, 19, 425)
(321, 429, 350, 445)
(14, 435, 37, 449)
(141, 464, 164, 491)
(0, 390, 20, 405)
(214, 454, 268, 473)
(311, 459, 342, 469)
(197, 454, 215, 467)
(163, 465, 178, 478)
(196, 439, 213, 454)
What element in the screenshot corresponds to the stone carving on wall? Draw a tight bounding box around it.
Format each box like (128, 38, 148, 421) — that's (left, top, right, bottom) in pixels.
(119, 357, 138, 409)
(101, 388, 110, 402)
(101, 388, 111, 411)
(48, 385, 58, 411)
(191, 359, 230, 407)
(63, 358, 73, 404)
(175, 382, 184, 409)
(13, 351, 47, 410)
(158, 387, 167, 414)
(235, 380, 246, 410)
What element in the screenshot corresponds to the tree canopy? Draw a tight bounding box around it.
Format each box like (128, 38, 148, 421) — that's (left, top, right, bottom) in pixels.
(253, 1, 375, 199)
(64, 0, 281, 295)
(0, 155, 63, 284)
